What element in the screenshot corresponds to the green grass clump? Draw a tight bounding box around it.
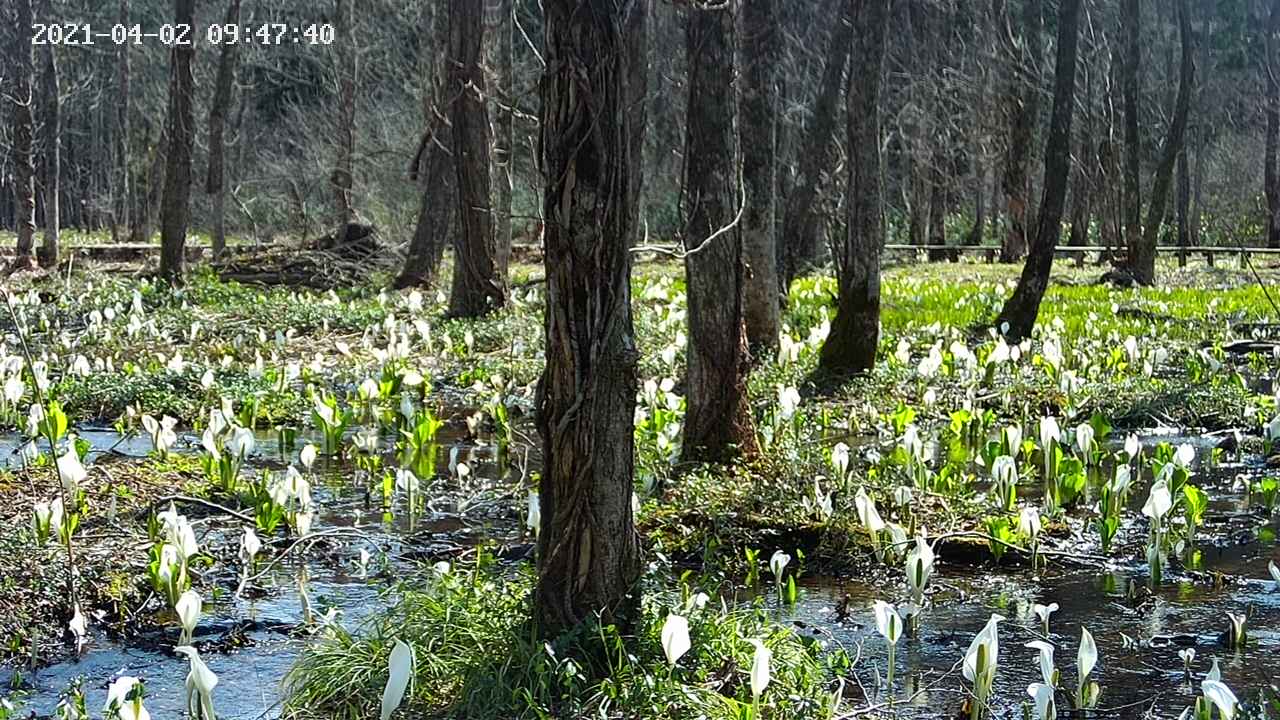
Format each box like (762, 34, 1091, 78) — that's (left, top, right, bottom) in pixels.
(284, 551, 847, 720)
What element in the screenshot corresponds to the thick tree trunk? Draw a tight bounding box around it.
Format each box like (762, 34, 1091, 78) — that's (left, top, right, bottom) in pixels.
(999, 0, 1042, 263)
(1176, 145, 1189, 267)
(37, 0, 60, 268)
(1130, 0, 1192, 285)
(493, 0, 515, 280)
(1068, 61, 1091, 263)
(739, 0, 781, 357)
(9, 0, 37, 263)
(995, 0, 1082, 341)
(207, 0, 242, 259)
(115, 0, 131, 242)
(818, 0, 890, 376)
(681, 1, 757, 463)
(964, 162, 987, 246)
(781, 4, 853, 289)
(395, 3, 455, 290)
(332, 0, 356, 244)
(927, 153, 947, 260)
(1122, 0, 1142, 268)
(535, 0, 646, 640)
(1067, 158, 1090, 267)
(1265, 0, 1280, 248)
(131, 123, 164, 245)
(158, 0, 195, 283)
(447, 0, 505, 317)
(907, 163, 928, 248)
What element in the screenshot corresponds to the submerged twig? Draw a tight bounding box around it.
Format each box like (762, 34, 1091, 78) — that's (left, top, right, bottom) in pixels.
(152, 494, 256, 524)
(241, 527, 375, 585)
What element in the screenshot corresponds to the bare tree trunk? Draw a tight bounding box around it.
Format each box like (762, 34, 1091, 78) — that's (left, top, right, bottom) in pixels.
(1131, 0, 1192, 285)
(1265, 0, 1280, 248)
(331, 0, 357, 245)
(995, 0, 1082, 341)
(395, 2, 455, 290)
(818, 0, 890, 376)
(158, 0, 195, 283)
(131, 123, 164, 245)
(447, 0, 505, 317)
(682, 1, 757, 463)
(907, 163, 927, 247)
(1067, 55, 1091, 266)
(207, 0, 242, 259)
(9, 0, 37, 264)
(1122, 0, 1142, 267)
(780, 5, 853, 288)
(1176, 146, 1189, 267)
(999, 0, 1042, 263)
(965, 162, 987, 246)
(535, 0, 646, 640)
(1067, 162, 1089, 268)
(963, 1, 989, 249)
(37, 0, 60, 268)
(493, 0, 515, 279)
(927, 151, 947, 260)
(114, 0, 131, 242)
(739, 0, 781, 357)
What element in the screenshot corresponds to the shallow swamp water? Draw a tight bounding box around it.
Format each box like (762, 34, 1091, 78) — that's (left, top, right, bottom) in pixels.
(4, 426, 1279, 719)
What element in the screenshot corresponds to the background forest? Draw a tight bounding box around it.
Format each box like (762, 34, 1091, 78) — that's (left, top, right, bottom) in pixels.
(2, 0, 1278, 267)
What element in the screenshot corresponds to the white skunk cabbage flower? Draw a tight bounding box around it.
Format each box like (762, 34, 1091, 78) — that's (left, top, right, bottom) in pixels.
(1025, 640, 1055, 685)
(175, 645, 218, 720)
(1033, 602, 1059, 636)
(380, 639, 415, 720)
(905, 536, 935, 605)
(1201, 679, 1238, 720)
(1027, 682, 1056, 720)
(1142, 481, 1172, 523)
(769, 550, 791, 581)
(525, 491, 540, 537)
(104, 676, 150, 720)
(56, 447, 87, 495)
(175, 590, 202, 645)
(661, 614, 691, 667)
(299, 443, 318, 472)
(748, 638, 772, 700)
(873, 600, 902, 644)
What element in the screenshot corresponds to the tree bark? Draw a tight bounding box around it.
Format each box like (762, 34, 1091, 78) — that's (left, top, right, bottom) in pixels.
(535, 0, 646, 640)
(395, 2, 455, 290)
(114, 0, 131, 242)
(1121, 0, 1142, 268)
(1265, 0, 1280, 248)
(681, 1, 758, 463)
(965, 162, 987, 246)
(158, 0, 195, 283)
(927, 151, 947, 260)
(37, 0, 60, 268)
(447, 0, 505, 317)
(780, 4, 853, 289)
(818, 0, 890, 376)
(132, 122, 164, 245)
(739, 0, 781, 357)
(9, 0, 37, 263)
(207, 0, 242, 259)
(1176, 144, 1189, 266)
(995, 0, 1082, 341)
(999, 0, 1042, 263)
(493, 0, 515, 280)
(1130, 0, 1192, 285)
(332, 0, 357, 245)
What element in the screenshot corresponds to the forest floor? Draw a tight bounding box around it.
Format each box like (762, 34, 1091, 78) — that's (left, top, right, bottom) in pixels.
(1, 254, 1278, 718)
